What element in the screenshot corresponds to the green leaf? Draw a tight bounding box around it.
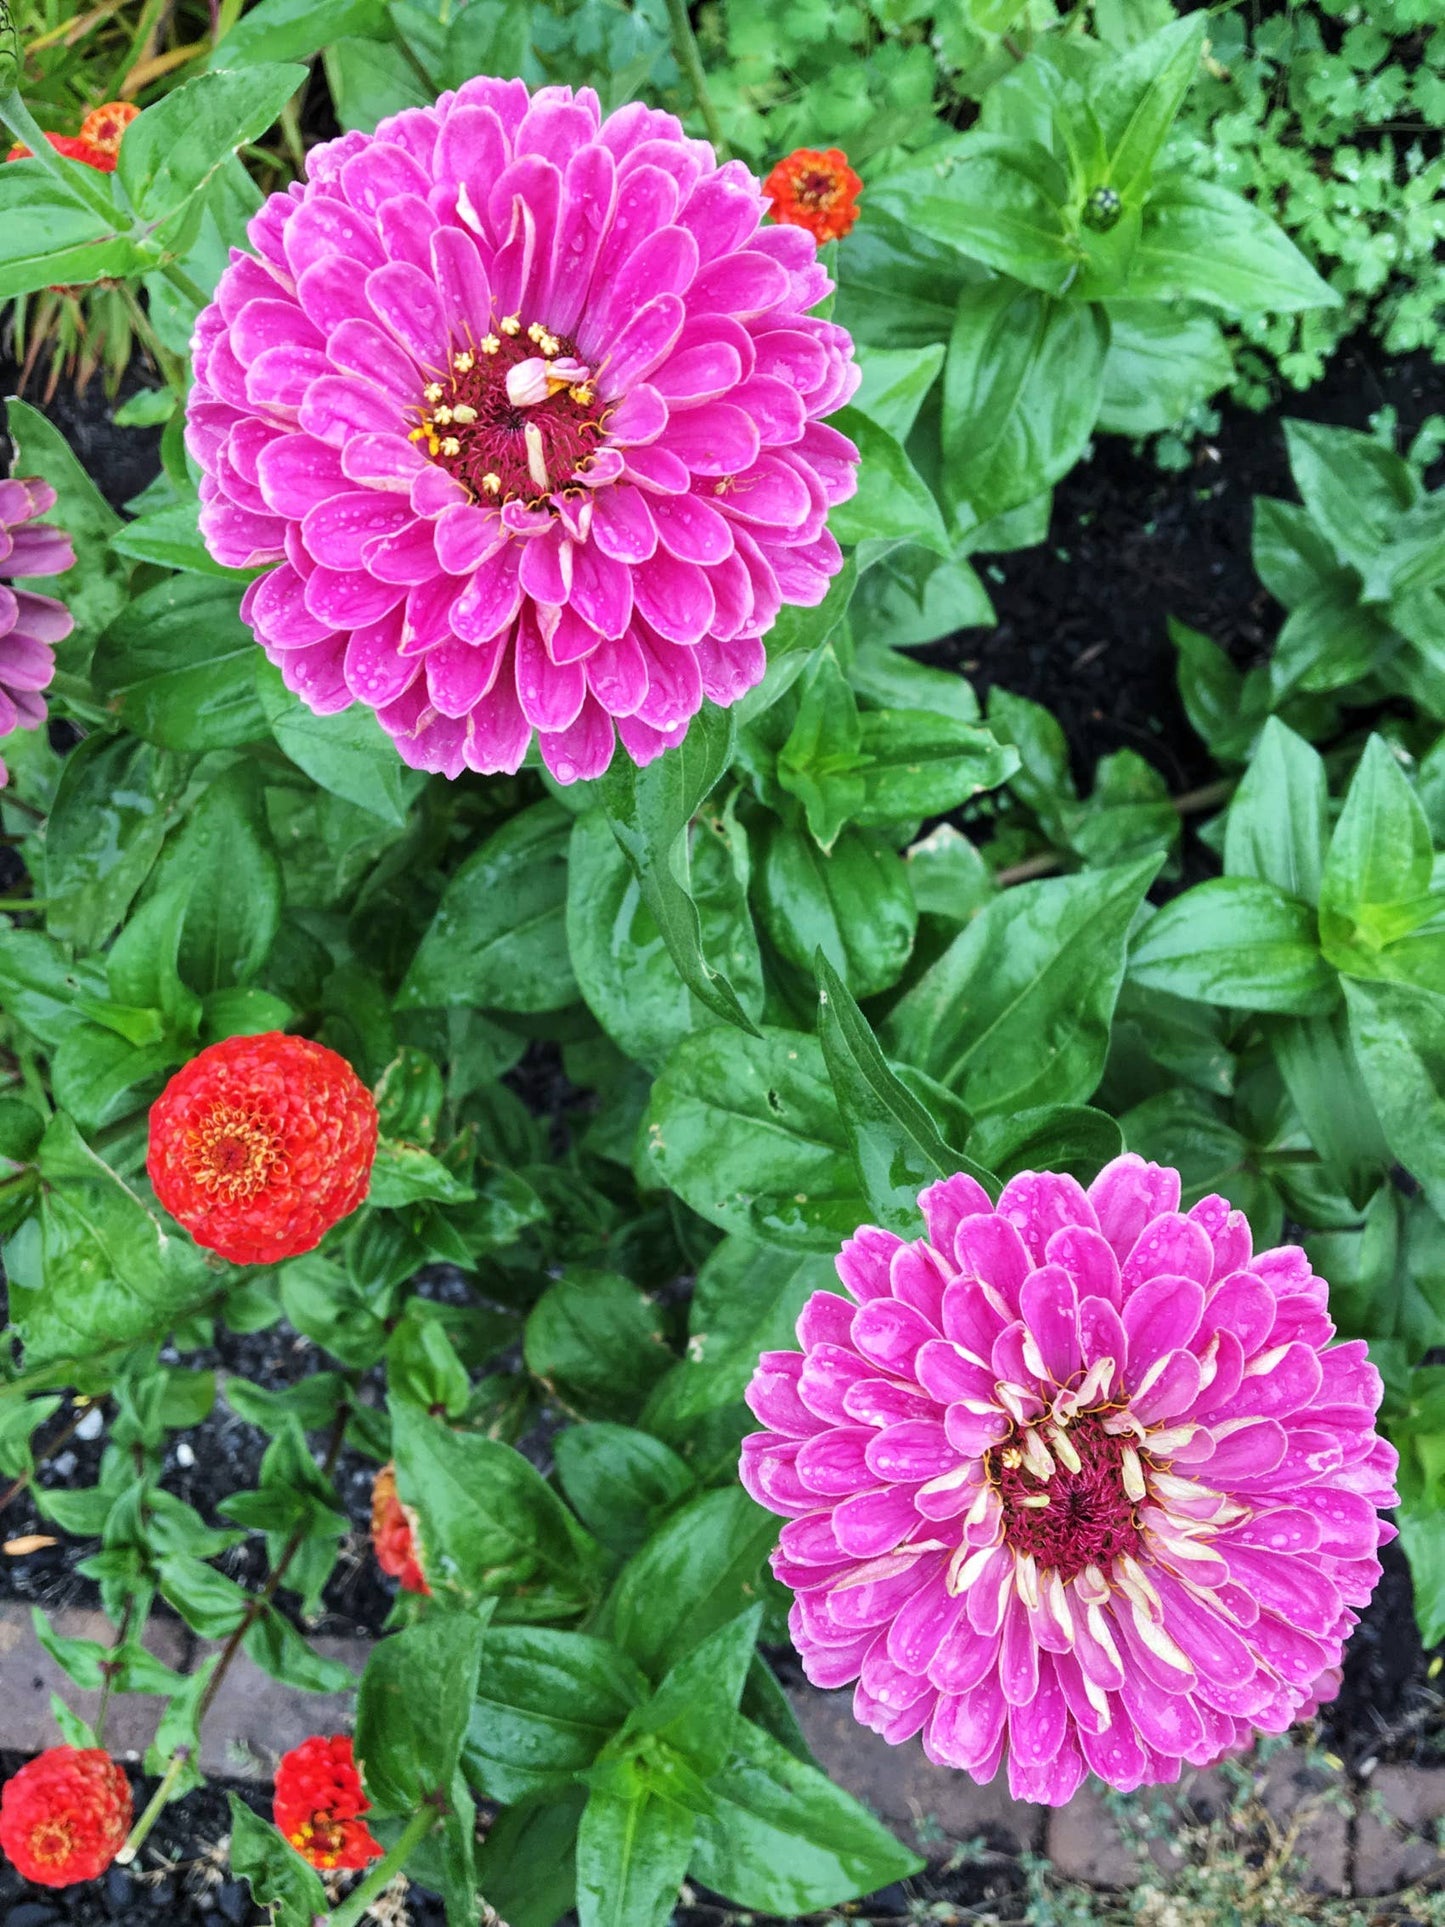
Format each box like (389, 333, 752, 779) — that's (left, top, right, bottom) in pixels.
(255, 658, 426, 825)
(871, 135, 1076, 295)
(644, 1026, 863, 1251)
(575, 1782, 694, 1927)
(815, 950, 993, 1233)
(1096, 300, 1233, 437)
(968, 1102, 1124, 1185)
(391, 1401, 604, 1621)
(846, 548, 996, 650)
(1272, 1010, 1390, 1202)
(43, 735, 189, 949)
(524, 1272, 673, 1422)
(153, 764, 283, 993)
(566, 805, 762, 1072)
(228, 1795, 328, 1926)
(855, 709, 1017, 824)
(827, 407, 950, 560)
(1344, 979, 1445, 1218)
(1252, 496, 1344, 610)
(886, 857, 1162, 1113)
(356, 1608, 487, 1811)
(1283, 419, 1418, 579)
(1091, 13, 1206, 196)
(941, 281, 1109, 526)
(212, 0, 389, 65)
(368, 1138, 475, 1207)
(109, 500, 246, 579)
(473, 1792, 584, 1927)
(4, 399, 128, 659)
(644, 1238, 835, 1430)
(1223, 717, 1328, 904)
(1124, 175, 1340, 313)
(1268, 584, 1395, 700)
(596, 705, 759, 1035)
(0, 174, 136, 302)
(0, 929, 109, 1051)
(118, 65, 307, 222)
(689, 1716, 923, 1914)
(397, 800, 577, 1013)
(49, 1026, 175, 1132)
(1169, 616, 1264, 765)
(600, 1487, 777, 1679)
(463, 1627, 648, 1803)
(834, 206, 979, 348)
(852, 343, 947, 443)
(756, 824, 916, 1000)
(91, 577, 271, 751)
(626, 1606, 760, 1782)
(17, 1114, 212, 1370)
(554, 1425, 696, 1560)
(1319, 735, 1438, 967)
(1129, 877, 1338, 1014)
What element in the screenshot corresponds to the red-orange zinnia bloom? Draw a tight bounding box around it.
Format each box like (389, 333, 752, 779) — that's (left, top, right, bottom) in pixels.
(147, 1032, 378, 1266)
(273, 1735, 382, 1871)
(0, 1747, 132, 1888)
(763, 146, 862, 244)
(372, 1464, 430, 1596)
(6, 102, 136, 173)
(78, 101, 139, 159)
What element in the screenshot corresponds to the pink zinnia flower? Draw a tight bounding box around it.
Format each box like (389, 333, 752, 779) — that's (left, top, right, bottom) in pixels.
(740, 1157, 1398, 1805)
(185, 81, 860, 783)
(0, 477, 73, 787)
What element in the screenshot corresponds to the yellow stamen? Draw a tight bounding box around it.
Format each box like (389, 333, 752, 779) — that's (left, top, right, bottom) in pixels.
(570, 383, 595, 406)
(452, 403, 478, 424)
(481, 334, 501, 354)
(423, 381, 444, 403)
(440, 436, 461, 457)
(432, 405, 454, 426)
(500, 314, 521, 335)
(452, 349, 475, 372)
(482, 472, 502, 494)
(527, 321, 546, 341)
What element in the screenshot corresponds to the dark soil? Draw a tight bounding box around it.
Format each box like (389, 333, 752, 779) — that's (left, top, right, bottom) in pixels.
(924, 337, 1445, 794)
(0, 354, 164, 517)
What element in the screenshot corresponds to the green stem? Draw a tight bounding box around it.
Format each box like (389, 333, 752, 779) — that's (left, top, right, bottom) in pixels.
(0, 85, 122, 225)
(663, 0, 726, 155)
(0, 897, 46, 911)
(159, 260, 210, 312)
(114, 1747, 191, 1867)
(324, 1805, 440, 1927)
(117, 281, 186, 391)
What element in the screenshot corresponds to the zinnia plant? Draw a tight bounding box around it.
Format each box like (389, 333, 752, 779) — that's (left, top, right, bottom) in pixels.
(186, 79, 860, 783)
(272, 1735, 382, 1871)
(741, 1157, 1399, 1804)
(0, 1748, 132, 1887)
(0, 473, 72, 786)
(146, 1031, 379, 1264)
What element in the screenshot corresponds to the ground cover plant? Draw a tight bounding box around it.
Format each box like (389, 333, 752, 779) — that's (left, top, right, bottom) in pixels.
(0, 0, 1443, 1921)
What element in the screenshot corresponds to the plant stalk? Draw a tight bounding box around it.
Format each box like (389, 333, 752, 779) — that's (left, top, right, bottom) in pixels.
(193, 1400, 351, 1728)
(663, 0, 726, 155)
(115, 1746, 190, 1866)
(323, 1804, 440, 1927)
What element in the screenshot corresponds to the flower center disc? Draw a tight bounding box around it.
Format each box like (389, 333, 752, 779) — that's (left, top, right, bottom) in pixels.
(410, 320, 609, 507)
(28, 1818, 78, 1867)
(185, 1103, 283, 1203)
(988, 1410, 1142, 1582)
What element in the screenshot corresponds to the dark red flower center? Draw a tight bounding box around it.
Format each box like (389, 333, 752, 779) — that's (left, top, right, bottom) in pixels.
(290, 1813, 348, 1866)
(989, 1410, 1142, 1582)
(184, 1101, 283, 1203)
(794, 165, 843, 208)
(27, 1816, 79, 1867)
(409, 322, 611, 507)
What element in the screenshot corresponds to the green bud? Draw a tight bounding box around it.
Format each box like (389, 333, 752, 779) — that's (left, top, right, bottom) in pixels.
(1083, 184, 1123, 233)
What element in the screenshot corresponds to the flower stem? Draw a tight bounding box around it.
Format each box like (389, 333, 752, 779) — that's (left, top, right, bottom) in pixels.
(115, 1747, 191, 1867)
(663, 0, 726, 156)
(324, 1805, 439, 1927)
